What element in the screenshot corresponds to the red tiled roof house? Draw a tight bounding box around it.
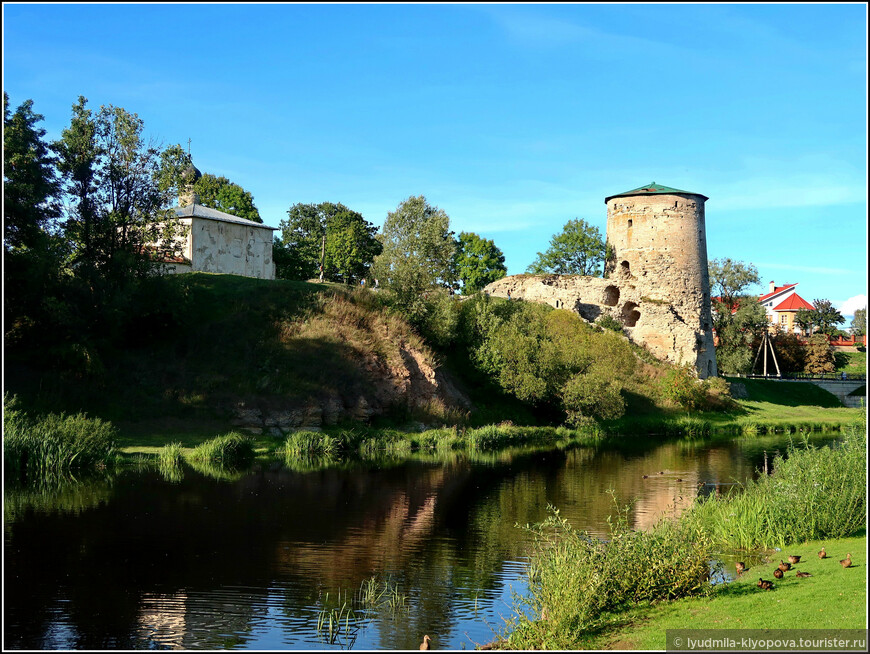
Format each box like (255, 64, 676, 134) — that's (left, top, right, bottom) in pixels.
(758, 281, 814, 335)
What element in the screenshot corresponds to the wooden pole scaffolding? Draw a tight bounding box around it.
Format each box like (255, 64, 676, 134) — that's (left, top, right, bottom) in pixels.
(751, 330, 782, 377)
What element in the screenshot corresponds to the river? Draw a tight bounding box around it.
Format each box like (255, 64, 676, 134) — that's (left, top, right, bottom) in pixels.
(3, 431, 839, 650)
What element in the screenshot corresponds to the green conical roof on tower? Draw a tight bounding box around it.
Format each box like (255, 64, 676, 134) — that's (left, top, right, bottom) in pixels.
(604, 182, 708, 203)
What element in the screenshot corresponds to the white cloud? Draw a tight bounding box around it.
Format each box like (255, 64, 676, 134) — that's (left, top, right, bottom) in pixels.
(838, 295, 867, 317)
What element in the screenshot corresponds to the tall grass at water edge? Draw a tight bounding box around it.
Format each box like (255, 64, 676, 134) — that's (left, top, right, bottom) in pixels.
(281, 423, 602, 464)
(3, 395, 117, 474)
(156, 442, 185, 482)
(504, 498, 716, 650)
(188, 432, 255, 465)
(684, 422, 867, 550)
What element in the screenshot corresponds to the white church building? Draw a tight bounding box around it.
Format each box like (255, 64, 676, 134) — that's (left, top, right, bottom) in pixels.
(161, 164, 277, 280)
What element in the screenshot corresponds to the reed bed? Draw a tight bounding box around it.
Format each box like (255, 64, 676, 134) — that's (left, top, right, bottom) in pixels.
(685, 424, 866, 550)
(283, 430, 343, 457)
(314, 578, 408, 646)
(279, 424, 599, 465)
(157, 442, 185, 482)
(188, 432, 254, 465)
(4, 397, 117, 475)
(505, 500, 715, 649)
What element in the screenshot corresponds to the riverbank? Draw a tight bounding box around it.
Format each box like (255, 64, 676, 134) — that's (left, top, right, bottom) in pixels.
(492, 421, 866, 650)
(113, 388, 862, 459)
(585, 535, 867, 650)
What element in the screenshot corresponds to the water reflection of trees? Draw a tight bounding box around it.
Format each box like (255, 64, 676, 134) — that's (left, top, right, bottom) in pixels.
(5, 435, 830, 650)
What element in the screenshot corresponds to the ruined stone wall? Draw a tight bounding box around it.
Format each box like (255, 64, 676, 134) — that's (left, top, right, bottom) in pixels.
(482, 192, 719, 378)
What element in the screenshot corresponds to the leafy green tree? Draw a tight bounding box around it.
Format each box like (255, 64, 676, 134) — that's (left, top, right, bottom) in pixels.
(810, 299, 845, 337)
(3, 93, 60, 252)
(54, 97, 186, 285)
(371, 195, 458, 320)
(709, 258, 763, 371)
(526, 219, 605, 276)
(771, 332, 807, 374)
(794, 307, 817, 337)
(455, 231, 507, 294)
(804, 334, 836, 374)
(714, 297, 769, 375)
(193, 173, 261, 223)
(850, 308, 866, 337)
(276, 202, 381, 282)
(708, 258, 760, 307)
(3, 94, 65, 335)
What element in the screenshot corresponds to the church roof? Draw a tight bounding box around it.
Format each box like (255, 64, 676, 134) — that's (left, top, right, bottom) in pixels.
(175, 203, 278, 230)
(605, 182, 708, 203)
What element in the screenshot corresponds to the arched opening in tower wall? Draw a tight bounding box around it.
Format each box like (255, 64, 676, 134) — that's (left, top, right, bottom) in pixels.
(620, 261, 630, 277)
(621, 302, 640, 327)
(603, 285, 620, 306)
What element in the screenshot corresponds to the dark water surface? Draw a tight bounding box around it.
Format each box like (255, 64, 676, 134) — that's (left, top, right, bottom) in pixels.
(3, 432, 838, 650)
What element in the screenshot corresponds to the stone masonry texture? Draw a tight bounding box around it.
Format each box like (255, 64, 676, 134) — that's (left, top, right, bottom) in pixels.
(484, 189, 719, 378)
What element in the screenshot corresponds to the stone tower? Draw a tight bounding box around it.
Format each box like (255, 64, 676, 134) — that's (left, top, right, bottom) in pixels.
(604, 182, 718, 378)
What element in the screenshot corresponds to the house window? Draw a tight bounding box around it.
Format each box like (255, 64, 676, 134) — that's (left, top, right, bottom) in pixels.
(780, 314, 788, 325)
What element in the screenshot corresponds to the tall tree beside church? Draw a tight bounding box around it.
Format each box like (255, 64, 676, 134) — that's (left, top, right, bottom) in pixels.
(276, 202, 381, 282)
(3, 93, 60, 252)
(193, 173, 262, 223)
(371, 195, 458, 321)
(54, 97, 186, 286)
(3, 93, 63, 332)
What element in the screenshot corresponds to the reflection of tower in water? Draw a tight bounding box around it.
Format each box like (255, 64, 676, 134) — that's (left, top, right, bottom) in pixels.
(137, 592, 187, 650)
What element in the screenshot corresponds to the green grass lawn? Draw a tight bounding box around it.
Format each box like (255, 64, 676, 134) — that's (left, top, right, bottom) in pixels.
(720, 377, 862, 426)
(586, 535, 867, 650)
(838, 349, 867, 375)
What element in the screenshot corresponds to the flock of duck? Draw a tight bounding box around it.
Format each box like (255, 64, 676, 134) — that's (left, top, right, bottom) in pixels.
(735, 547, 854, 590)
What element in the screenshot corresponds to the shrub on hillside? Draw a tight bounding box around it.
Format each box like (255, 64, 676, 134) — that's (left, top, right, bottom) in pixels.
(701, 375, 735, 411)
(804, 334, 836, 374)
(417, 289, 462, 348)
(659, 366, 706, 411)
(595, 314, 623, 333)
(562, 371, 625, 423)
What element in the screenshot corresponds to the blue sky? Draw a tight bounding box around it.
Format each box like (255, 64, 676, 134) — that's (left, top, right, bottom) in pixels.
(3, 3, 867, 317)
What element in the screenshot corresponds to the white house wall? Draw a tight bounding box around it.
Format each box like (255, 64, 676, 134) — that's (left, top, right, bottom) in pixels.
(190, 217, 275, 279)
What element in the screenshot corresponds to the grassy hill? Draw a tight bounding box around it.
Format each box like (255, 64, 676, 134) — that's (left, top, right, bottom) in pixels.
(5, 274, 862, 444)
(6, 274, 440, 427)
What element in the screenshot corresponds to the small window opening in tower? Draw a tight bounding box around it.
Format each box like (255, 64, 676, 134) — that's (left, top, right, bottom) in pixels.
(603, 285, 620, 306)
(627, 219, 633, 228)
(620, 261, 630, 277)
